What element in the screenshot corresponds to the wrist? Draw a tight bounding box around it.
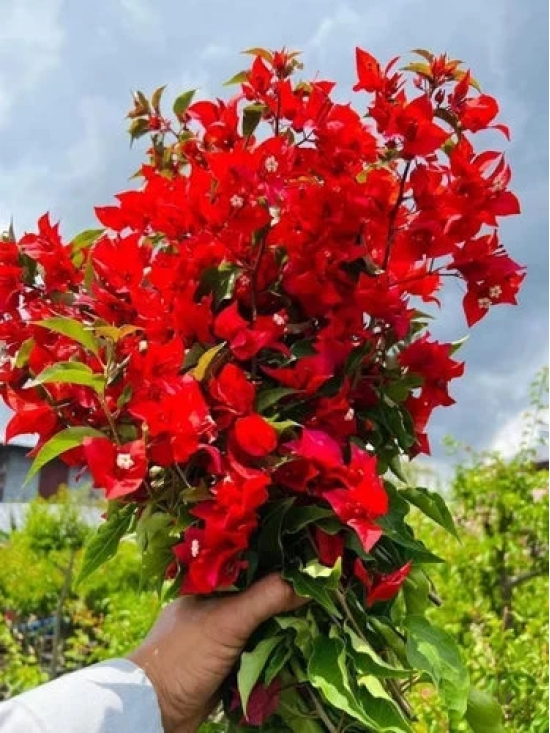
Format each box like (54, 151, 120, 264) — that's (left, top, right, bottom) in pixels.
(127, 650, 200, 733)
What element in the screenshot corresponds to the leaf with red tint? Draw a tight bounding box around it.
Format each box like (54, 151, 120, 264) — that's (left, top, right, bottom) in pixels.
(243, 678, 282, 726)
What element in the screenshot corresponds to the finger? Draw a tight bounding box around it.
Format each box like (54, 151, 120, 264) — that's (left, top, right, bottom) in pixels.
(206, 574, 307, 645)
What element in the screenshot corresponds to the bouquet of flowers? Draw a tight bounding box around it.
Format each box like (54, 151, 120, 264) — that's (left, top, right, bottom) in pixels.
(0, 46, 523, 731)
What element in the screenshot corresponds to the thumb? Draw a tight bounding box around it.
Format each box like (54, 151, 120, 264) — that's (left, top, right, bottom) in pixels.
(207, 574, 306, 645)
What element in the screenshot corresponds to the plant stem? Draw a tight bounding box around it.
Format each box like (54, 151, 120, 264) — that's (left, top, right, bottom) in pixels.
(306, 688, 339, 733)
(335, 588, 364, 640)
(382, 158, 412, 271)
(50, 548, 76, 680)
(250, 231, 267, 321)
(99, 396, 121, 446)
(290, 658, 338, 733)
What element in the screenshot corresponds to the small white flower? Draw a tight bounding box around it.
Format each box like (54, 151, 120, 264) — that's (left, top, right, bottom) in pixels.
(139, 340, 148, 353)
(230, 194, 245, 209)
(116, 453, 135, 470)
(273, 313, 285, 326)
(477, 297, 492, 310)
(264, 155, 278, 173)
(191, 539, 201, 558)
(344, 408, 355, 422)
(269, 206, 281, 224)
(489, 285, 502, 299)
(149, 465, 163, 477)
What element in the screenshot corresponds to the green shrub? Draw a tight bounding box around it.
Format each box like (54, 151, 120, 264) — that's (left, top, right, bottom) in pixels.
(0, 491, 159, 697)
(410, 453, 548, 733)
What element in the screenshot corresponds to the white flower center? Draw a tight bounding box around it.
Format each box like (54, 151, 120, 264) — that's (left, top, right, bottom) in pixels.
(489, 285, 502, 299)
(344, 408, 355, 422)
(139, 340, 148, 352)
(264, 155, 278, 173)
(116, 453, 135, 470)
(191, 539, 201, 558)
(269, 206, 281, 224)
(230, 194, 245, 209)
(477, 297, 492, 310)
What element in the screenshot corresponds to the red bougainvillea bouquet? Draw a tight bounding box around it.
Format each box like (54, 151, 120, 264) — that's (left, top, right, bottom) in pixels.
(0, 47, 523, 731)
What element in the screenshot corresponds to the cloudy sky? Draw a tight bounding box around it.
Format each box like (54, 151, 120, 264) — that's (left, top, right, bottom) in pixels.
(0, 0, 548, 473)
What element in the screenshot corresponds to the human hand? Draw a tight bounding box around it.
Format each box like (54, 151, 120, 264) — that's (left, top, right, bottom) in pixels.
(128, 574, 305, 733)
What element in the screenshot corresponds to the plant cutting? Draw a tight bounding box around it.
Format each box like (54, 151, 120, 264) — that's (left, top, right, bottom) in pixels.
(0, 46, 523, 732)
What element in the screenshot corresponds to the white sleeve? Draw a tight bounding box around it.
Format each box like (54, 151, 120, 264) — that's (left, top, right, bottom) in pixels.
(0, 659, 163, 733)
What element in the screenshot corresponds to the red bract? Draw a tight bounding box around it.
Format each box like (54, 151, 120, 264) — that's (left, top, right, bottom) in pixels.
(232, 413, 278, 457)
(354, 559, 412, 606)
(324, 452, 388, 553)
(83, 437, 147, 499)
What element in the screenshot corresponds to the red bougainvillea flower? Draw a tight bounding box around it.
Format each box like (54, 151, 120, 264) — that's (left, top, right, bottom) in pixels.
(209, 363, 256, 427)
(83, 437, 147, 499)
(230, 678, 282, 726)
(0, 46, 524, 638)
(324, 450, 388, 553)
(399, 334, 465, 407)
(232, 413, 278, 457)
(354, 559, 412, 607)
(173, 526, 249, 595)
(315, 528, 345, 567)
(243, 679, 282, 726)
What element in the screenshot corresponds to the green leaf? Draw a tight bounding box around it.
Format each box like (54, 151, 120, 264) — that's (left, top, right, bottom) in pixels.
(242, 47, 273, 63)
(35, 316, 100, 356)
(302, 558, 341, 589)
(173, 89, 196, 116)
(25, 426, 105, 485)
(403, 566, 430, 616)
(237, 636, 283, 715)
(78, 504, 136, 584)
(242, 103, 264, 138)
(198, 262, 242, 306)
(198, 723, 226, 733)
(404, 615, 470, 720)
(282, 566, 341, 619)
(308, 636, 411, 732)
(223, 70, 248, 86)
(281, 505, 334, 535)
(263, 641, 293, 686)
(128, 117, 150, 142)
(346, 627, 411, 678)
(255, 388, 296, 414)
(70, 228, 104, 254)
(465, 688, 505, 733)
(377, 484, 444, 563)
(190, 343, 226, 381)
(450, 334, 469, 355)
(151, 84, 166, 112)
(136, 507, 177, 593)
(15, 338, 35, 368)
(388, 455, 408, 483)
(275, 612, 317, 658)
(28, 362, 106, 393)
(93, 324, 142, 342)
(257, 498, 295, 570)
(400, 486, 458, 539)
(266, 418, 300, 435)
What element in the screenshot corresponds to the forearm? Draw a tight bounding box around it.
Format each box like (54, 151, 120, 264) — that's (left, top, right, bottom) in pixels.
(0, 659, 163, 733)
